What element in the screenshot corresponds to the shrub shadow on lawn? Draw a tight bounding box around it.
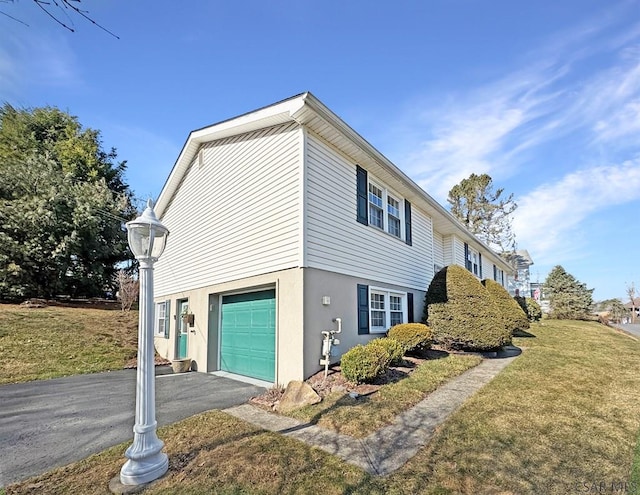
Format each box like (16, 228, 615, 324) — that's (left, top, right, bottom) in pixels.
(412, 348, 450, 360)
(513, 329, 536, 338)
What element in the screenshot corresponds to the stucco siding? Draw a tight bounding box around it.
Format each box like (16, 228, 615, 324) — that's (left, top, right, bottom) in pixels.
(154, 268, 304, 386)
(302, 267, 426, 379)
(305, 133, 433, 291)
(155, 123, 301, 296)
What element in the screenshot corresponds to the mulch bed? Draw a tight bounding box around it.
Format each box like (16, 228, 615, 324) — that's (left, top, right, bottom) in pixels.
(124, 355, 171, 369)
(250, 349, 450, 411)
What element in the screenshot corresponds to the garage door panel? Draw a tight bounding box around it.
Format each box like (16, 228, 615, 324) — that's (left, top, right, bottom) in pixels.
(221, 289, 275, 382)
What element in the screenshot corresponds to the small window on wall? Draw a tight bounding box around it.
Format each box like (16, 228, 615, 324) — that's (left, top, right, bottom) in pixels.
(389, 294, 404, 326)
(369, 287, 407, 333)
(368, 183, 384, 229)
(155, 301, 170, 338)
(466, 246, 480, 277)
(387, 195, 401, 238)
(357, 166, 410, 242)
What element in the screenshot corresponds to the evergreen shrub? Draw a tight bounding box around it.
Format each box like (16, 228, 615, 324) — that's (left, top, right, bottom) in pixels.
(525, 297, 542, 321)
(482, 278, 530, 333)
(340, 341, 391, 384)
(387, 323, 433, 354)
(371, 338, 404, 366)
(424, 265, 511, 351)
(514, 295, 527, 315)
(515, 296, 543, 322)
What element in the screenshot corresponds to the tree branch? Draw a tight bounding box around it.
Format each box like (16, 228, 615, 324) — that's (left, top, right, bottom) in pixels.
(1, 0, 119, 38)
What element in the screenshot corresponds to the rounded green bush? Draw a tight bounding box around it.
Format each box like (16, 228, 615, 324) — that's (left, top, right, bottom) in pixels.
(515, 296, 543, 322)
(387, 323, 433, 354)
(340, 341, 391, 384)
(371, 337, 404, 365)
(482, 278, 530, 333)
(424, 265, 511, 351)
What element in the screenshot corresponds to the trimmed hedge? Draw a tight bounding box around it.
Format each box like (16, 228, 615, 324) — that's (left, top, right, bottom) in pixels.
(387, 323, 433, 354)
(482, 278, 530, 333)
(340, 341, 391, 384)
(371, 338, 404, 366)
(424, 265, 511, 351)
(515, 296, 543, 322)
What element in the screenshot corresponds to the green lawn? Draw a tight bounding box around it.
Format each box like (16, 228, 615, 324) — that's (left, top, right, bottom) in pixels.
(0, 304, 138, 384)
(5, 319, 640, 494)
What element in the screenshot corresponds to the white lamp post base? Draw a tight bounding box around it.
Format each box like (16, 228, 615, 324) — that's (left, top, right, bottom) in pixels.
(120, 451, 168, 485)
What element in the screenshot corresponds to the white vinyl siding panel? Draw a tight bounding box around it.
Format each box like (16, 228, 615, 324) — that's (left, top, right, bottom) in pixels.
(442, 235, 454, 266)
(305, 134, 433, 290)
(155, 123, 301, 296)
(453, 237, 466, 268)
(433, 232, 444, 270)
(479, 252, 486, 280)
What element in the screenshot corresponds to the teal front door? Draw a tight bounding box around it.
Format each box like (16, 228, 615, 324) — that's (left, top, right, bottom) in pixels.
(177, 299, 188, 359)
(220, 290, 275, 382)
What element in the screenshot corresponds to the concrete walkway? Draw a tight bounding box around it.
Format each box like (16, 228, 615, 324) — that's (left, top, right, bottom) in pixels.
(225, 347, 521, 475)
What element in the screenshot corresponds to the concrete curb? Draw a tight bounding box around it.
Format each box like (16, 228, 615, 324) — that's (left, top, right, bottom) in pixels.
(225, 347, 520, 475)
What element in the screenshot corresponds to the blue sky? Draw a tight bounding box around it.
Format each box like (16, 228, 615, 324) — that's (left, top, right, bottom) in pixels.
(1, 0, 639, 302)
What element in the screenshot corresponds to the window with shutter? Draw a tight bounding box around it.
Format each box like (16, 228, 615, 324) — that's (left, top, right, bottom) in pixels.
(355, 165, 410, 243)
(155, 300, 171, 338)
(357, 284, 369, 334)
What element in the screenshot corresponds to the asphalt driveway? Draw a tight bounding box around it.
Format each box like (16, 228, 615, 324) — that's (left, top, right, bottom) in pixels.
(613, 323, 640, 338)
(0, 368, 265, 487)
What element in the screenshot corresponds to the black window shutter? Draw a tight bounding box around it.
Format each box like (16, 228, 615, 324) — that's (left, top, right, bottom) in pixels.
(464, 243, 471, 271)
(407, 292, 414, 323)
(164, 300, 171, 338)
(493, 264, 497, 281)
(404, 200, 412, 246)
(479, 253, 483, 279)
(356, 165, 368, 225)
(357, 284, 369, 334)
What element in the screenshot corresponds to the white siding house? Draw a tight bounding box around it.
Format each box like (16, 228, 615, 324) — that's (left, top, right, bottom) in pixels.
(152, 92, 513, 386)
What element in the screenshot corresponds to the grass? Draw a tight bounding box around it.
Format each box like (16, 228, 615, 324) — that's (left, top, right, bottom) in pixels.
(286, 352, 482, 437)
(5, 320, 640, 494)
(0, 304, 138, 384)
(631, 430, 640, 493)
(389, 320, 640, 495)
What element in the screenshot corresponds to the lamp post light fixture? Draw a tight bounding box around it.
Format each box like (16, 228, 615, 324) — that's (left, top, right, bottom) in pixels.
(119, 199, 169, 486)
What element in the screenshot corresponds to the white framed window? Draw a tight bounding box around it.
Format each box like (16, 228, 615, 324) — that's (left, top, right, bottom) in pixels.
(368, 183, 384, 229)
(155, 301, 168, 336)
(368, 179, 404, 239)
(387, 195, 401, 238)
(369, 287, 407, 333)
(467, 248, 480, 276)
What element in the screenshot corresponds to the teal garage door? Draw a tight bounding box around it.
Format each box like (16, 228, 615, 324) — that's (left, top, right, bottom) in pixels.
(220, 289, 275, 382)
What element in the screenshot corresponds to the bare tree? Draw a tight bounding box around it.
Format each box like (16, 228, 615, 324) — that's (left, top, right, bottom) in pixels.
(627, 282, 638, 324)
(116, 270, 138, 312)
(1, 0, 118, 38)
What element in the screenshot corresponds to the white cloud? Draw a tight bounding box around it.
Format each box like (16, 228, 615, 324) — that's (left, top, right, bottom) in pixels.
(513, 159, 640, 263)
(395, 13, 640, 204)
(382, 6, 640, 278)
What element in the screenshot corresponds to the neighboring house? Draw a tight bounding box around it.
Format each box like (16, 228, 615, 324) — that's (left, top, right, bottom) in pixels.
(152, 92, 514, 386)
(625, 298, 640, 323)
(506, 250, 534, 298)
